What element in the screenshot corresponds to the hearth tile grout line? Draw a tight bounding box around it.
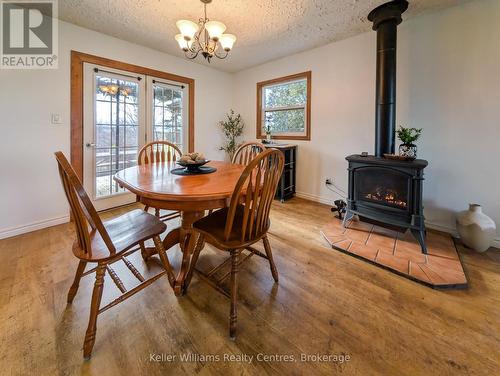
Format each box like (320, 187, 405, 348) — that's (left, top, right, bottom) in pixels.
(419, 264, 436, 284)
(392, 233, 398, 255)
(365, 225, 374, 246)
(346, 241, 354, 253)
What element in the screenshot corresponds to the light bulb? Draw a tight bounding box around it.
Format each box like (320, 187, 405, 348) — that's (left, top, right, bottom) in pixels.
(205, 20, 226, 41)
(175, 34, 192, 51)
(176, 20, 199, 40)
(219, 34, 236, 51)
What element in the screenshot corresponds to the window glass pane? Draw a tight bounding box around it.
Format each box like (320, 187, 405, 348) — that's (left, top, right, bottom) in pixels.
(264, 108, 305, 134)
(125, 105, 138, 125)
(95, 100, 111, 125)
(125, 126, 138, 147)
(173, 90, 182, 105)
(264, 79, 307, 108)
(96, 124, 111, 148)
(152, 84, 184, 149)
(94, 74, 139, 198)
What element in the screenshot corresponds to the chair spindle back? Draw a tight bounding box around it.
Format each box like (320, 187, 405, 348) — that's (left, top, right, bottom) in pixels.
(224, 149, 284, 243)
(54, 152, 115, 256)
(138, 141, 182, 165)
(231, 142, 266, 166)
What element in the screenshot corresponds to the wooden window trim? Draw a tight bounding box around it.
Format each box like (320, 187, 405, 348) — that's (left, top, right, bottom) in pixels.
(70, 50, 195, 180)
(256, 71, 311, 141)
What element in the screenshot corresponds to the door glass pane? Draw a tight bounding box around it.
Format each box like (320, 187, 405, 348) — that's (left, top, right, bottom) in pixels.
(152, 84, 183, 150)
(94, 74, 139, 198)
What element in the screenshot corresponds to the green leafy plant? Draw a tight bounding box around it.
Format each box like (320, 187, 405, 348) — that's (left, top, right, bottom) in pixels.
(397, 126, 422, 145)
(218, 109, 245, 160)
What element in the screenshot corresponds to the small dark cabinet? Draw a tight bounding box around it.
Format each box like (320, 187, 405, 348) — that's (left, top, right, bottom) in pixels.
(270, 144, 297, 202)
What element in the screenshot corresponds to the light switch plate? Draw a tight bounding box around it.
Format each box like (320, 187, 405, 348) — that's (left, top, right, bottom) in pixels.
(51, 113, 62, 125)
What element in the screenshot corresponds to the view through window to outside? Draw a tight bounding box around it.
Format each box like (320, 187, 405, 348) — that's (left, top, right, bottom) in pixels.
(152, 84, 183, 149)
(94, 75, 139, 198)
(262, 78, 307, 136)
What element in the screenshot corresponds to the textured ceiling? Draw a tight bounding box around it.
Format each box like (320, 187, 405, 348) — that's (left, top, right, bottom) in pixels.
(59, 0, 468, 72)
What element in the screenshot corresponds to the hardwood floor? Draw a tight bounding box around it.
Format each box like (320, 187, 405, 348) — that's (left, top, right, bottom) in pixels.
(0, 198, 499, 375)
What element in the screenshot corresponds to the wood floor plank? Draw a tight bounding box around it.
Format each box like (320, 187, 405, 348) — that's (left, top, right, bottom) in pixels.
(0, 198, 499, 375)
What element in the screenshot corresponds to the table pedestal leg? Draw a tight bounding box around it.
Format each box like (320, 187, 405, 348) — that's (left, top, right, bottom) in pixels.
(174, 210, 205, 296)
(142, 228, 180, 259)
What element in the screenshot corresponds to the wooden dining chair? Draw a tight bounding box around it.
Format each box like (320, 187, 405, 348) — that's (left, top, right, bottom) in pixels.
(187, 148, 284, 339)
(232, 141, 266, 165)
(55, 151, 175, 359)
(203, 141, 267, 216)
(137, 141, 182, 222)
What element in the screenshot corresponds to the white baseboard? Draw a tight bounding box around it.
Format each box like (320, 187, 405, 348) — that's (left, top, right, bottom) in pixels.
(295, 191, 332, 206)
(295, 191, 500, 249)
(0, 215, 70, 240)
(424, 222, 458, 237)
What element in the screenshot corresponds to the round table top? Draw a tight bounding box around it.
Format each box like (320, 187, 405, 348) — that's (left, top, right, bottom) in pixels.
(114, 160, 246, 202)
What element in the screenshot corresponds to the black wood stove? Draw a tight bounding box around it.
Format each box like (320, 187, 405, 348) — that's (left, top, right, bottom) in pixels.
(344, 0, 429, 253)
(345, 155, 428, 253)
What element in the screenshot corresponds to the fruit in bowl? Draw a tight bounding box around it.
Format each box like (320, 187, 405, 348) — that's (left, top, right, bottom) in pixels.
(179, 152, 206, 163)
(177, 152, 210, 170)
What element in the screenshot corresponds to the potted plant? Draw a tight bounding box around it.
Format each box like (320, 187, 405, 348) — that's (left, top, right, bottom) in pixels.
(218, 109, 245, 161)
(264, 124, 272, 142)
(396, 126, 422, 160)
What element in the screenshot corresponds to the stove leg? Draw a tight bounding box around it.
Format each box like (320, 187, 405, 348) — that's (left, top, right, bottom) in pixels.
(342, 210, 354, 228)
(411, 228, 428, 254)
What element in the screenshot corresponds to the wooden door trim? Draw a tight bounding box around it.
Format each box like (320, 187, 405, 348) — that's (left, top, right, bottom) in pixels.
(70, 50, 195, 179)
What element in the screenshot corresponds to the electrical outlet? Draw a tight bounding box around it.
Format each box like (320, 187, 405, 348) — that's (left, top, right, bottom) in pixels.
(325, 178, 332, 185)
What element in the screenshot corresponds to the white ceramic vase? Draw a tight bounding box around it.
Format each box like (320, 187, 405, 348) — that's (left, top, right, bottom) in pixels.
(456, 204, 496, 252)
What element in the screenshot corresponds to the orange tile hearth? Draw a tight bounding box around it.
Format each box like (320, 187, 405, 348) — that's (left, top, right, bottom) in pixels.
(321, 218, 468, 289)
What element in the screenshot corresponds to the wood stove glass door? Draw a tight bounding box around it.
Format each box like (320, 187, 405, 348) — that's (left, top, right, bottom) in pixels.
(354, 167, 410, 210)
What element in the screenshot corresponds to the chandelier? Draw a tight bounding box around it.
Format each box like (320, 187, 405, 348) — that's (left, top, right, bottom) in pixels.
(175, 0, 236, 62)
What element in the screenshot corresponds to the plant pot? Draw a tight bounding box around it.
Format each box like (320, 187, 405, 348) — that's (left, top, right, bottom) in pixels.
(456, 204, 496, 252)
(399, 143, 417, 160)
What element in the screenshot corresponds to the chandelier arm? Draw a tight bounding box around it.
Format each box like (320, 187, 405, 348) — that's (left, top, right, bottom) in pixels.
(184, 49, 200, 60)
(186, 37, 201, 54)
(193, 27, 202, 49)
(214, 49, 229, 59)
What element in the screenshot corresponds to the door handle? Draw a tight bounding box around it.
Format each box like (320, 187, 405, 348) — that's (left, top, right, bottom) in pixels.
(86, 142, 96, 148)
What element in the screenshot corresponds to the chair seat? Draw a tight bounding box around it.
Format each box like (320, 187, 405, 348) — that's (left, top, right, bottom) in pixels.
(73, 209, 167, 261)
(193, 205, 269, 248)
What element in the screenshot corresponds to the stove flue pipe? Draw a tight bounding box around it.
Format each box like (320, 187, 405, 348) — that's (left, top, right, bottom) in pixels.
(368, 0, 408, 157)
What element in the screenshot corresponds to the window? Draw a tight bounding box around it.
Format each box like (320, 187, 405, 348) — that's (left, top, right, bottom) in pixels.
(257, 71, 311, 140)
(91, 71, 143, 200)
(151, 80, 187, 151)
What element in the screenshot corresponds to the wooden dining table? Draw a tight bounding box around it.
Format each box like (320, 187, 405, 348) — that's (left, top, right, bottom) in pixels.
(114, 160, 246, 296)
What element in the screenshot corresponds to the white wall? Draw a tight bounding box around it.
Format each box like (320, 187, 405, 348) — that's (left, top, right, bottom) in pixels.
(0, 21, 233, 238)
(232, 0, 500, 244)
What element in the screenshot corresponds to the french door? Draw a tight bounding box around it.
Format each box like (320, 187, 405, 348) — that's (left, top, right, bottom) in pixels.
(83, 63, 189, 211)
(148, 77, 188, 151)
